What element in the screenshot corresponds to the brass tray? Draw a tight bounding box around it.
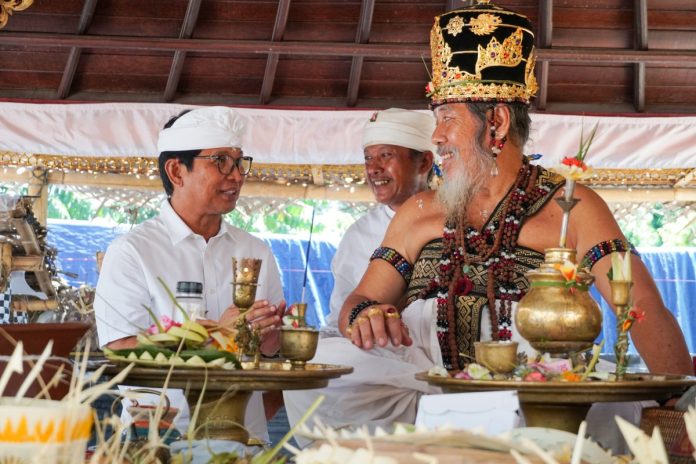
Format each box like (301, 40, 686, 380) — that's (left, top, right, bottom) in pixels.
(104, 361, 353, 392)
(416, 372, 696, 404)
(416, 372, 696, 433)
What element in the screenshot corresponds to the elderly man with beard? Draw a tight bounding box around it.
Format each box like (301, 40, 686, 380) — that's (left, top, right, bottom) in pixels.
(334, 1, 692, 453)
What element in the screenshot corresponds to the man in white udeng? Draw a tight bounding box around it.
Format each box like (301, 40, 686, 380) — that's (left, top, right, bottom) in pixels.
(285, 108, 435, 436)
(322, 108, 435, 335)
(95, 106, 286, 443)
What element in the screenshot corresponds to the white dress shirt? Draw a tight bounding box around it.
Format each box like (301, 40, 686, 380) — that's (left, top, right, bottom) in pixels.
(323, 204, 395, 335)
(95, 199, 284, 441)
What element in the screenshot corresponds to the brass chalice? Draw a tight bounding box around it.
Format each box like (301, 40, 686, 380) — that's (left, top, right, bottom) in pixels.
(232, 258, 262, 313)
(232, 258, 263, 368)
(280, 303, 319, 369)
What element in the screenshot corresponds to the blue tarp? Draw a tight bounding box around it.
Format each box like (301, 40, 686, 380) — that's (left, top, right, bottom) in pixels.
(47, 220, 696, 353)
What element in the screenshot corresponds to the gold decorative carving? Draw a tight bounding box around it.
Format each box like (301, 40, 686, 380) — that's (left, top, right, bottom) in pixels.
(444, 15, 465, 36)
(0, 0, 34, 30)
(476, 28, 524, 74)
(469, 13, 502, 36)
(1, 151, 695, 192)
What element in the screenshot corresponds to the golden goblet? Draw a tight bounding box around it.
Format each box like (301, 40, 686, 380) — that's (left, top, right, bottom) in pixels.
(609, 280, 632, 306)
(474, 341, 519, 374)
(232, 258, 262, 313)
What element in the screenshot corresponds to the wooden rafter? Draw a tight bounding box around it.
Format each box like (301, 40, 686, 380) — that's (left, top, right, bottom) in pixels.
(3, 33, 696, 65)
(56, 0, 98, 99)
(633, 0, 648, 112)
(346, 0, 375, 107)
(163, 0, 202, 102)
(536, 0, 553, 111)
(259, 0, 291, 105)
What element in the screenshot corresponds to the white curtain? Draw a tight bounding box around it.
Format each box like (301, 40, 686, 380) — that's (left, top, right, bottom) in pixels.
(1, 101, 694, 168)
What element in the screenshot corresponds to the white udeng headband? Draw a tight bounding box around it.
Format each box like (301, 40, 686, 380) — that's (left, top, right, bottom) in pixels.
(362, 108, 436, 153)
(157, 106, 245, 153)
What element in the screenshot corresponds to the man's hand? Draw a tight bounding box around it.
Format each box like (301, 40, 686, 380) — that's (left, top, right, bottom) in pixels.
(346, 304, 412, 350)
(219, 299, 286, 355)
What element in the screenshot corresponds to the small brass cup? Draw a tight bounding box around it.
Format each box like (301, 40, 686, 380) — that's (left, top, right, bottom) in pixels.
(609, 280, 633, 306)
(280, 327, 319, 369)
(474, 341, 519, 374)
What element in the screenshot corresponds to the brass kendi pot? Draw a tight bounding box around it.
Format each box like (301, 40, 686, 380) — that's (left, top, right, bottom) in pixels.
(515, 248, 602, 354)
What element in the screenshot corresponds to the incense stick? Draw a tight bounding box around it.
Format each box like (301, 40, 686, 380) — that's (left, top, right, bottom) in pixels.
(300, 207, 316, 303)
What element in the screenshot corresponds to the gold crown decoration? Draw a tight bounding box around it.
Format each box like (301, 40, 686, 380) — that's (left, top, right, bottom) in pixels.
(427, 1, 538, 107)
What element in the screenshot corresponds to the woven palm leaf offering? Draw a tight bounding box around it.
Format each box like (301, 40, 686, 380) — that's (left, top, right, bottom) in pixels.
(0, 338, 133, 463)
(103, 278, 242, 370)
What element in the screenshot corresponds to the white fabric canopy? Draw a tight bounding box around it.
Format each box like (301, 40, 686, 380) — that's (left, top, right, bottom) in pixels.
(0, 101, 694, 168)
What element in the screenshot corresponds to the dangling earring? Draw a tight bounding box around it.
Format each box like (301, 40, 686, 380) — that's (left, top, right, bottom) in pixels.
(488, 121, 505, 177)
(491, 134, 507, 156)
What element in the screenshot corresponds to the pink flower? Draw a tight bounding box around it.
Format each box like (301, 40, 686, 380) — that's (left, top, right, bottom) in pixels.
(454, 371, 472, 380)
(524, 372, 547, 382)
(146, 316, 180, 334)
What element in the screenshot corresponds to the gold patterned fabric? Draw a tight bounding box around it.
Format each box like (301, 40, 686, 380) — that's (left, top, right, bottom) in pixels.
(405, 165, 564, 366)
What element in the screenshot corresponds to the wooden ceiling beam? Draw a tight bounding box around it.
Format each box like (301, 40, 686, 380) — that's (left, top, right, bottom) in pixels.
(56, 0, 98, 99)
(346, 0, 375, 107)
(633, 0, 648, 112)
(536, 0, 553, 111)
(259, 0, 291, 105)
(163, 0, 202, 102)
(3, 33, 696, 65)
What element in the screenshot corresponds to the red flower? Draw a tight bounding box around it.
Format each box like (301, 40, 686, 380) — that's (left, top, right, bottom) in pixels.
(629, 307, 646, 323)
(524, 372, 547, 382)
(454, 276, 474, 296)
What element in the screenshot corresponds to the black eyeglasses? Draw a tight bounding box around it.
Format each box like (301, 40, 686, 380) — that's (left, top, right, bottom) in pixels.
(195, 152, 253, 176)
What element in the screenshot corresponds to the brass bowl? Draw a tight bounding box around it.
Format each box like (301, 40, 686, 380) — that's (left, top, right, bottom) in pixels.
(474, 341, 519, 374)
(280, 327, 319, 369)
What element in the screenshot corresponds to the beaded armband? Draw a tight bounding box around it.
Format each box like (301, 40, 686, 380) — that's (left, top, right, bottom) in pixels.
(347, 300, 379, 326)
(580, 239, 640, 270)
(370, 247, 413, 283)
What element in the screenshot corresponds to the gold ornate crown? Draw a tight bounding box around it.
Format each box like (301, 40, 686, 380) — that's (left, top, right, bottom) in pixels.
(427, 1, 538, 107)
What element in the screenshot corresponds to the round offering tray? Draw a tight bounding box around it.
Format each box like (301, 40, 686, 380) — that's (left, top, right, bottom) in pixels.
(103, 361, 352, 443)
(416, 372, 696, 433)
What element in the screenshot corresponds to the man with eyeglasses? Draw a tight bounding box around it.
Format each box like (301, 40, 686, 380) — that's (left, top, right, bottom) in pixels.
(95, 106, 285, 445)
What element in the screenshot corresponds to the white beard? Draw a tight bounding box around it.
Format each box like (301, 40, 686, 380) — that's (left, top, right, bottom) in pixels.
(437, 141, 495, 221)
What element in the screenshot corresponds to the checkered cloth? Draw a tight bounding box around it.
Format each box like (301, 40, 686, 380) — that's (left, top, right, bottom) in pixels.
(0, 290, 28, 324)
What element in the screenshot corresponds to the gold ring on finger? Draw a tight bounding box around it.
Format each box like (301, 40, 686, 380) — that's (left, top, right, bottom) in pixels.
(385, 311, 401, 319)
(366, 307, 383, 318)
(357, 316, 370, 325)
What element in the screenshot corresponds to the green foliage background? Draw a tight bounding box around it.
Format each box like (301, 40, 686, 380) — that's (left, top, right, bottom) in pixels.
(1, 182, 694, 246)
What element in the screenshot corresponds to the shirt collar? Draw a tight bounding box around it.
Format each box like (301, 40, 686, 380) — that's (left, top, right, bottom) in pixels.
(160, 200, 237, 245)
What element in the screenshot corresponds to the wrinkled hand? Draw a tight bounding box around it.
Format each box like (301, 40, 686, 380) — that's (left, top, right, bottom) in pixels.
(346, 304, 412, 350)
(219, 299, 286, 355)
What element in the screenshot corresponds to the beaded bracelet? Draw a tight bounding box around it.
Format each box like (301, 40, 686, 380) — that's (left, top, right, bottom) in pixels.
(370, 246, 413, 283)
(580, 238, 640, 270)
(347, 300, 380, 326)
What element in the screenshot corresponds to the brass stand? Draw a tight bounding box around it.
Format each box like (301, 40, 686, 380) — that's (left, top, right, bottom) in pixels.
(521, 403, 590, 433)
(186, 389, 252, 443)
(609, 280, 633, 381)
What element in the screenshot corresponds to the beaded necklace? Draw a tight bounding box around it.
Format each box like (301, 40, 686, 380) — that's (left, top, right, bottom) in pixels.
(421, 157, 552, 369)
